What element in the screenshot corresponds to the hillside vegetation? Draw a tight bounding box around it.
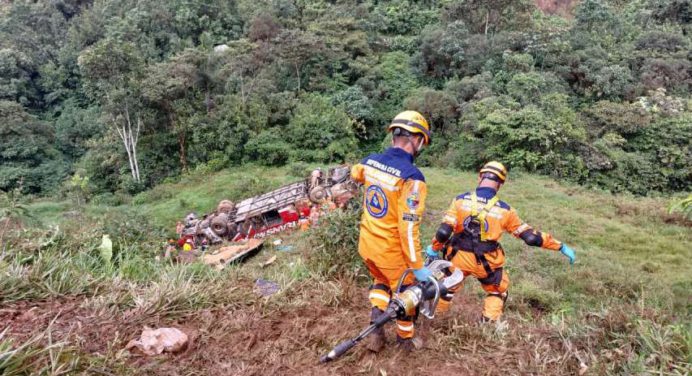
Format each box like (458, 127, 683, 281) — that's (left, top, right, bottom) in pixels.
(1, 166, 690, 374)
(1, 0, 690, 198)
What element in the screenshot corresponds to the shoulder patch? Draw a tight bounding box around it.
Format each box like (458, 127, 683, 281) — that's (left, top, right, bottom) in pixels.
(406, 191, 421, 210)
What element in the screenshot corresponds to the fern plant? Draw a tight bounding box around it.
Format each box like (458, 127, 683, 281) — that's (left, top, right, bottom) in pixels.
(668, 194, 692, 220)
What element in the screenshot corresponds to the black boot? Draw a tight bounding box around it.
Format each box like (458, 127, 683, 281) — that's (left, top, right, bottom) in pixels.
(395, 336, 417, 352)
(366, 307, 386, 352)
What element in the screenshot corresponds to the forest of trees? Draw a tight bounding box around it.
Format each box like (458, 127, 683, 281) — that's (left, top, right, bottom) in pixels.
(0, 0, 689, 199)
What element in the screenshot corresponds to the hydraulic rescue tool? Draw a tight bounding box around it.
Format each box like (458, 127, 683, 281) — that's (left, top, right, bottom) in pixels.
(319, 259, 464, 363)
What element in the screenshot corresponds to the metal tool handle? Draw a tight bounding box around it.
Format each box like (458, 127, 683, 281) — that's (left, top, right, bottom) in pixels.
(420, 275, 441, 319)
(395, 268, 414, 294)
(319, 339, 356, 363)
(319, 307, 396, 363)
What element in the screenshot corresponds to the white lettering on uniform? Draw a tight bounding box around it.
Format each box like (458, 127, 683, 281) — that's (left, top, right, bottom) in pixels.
(365, 159, 401, 177)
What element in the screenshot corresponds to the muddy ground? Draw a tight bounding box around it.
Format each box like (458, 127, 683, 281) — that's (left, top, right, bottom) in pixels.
(0, 278, 589, 376)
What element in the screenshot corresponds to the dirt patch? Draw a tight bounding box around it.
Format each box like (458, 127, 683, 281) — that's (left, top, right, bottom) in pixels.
(1, 298, 85, 341)
(616, 201, 691, 227)
(126, 283, 579, 375)
(1, 282, 583, 375)
(535, 0, 578, 18)
(0, 297, 134, 355)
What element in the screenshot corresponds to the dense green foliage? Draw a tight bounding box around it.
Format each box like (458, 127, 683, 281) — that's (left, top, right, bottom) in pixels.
(0, 0, 690, 195)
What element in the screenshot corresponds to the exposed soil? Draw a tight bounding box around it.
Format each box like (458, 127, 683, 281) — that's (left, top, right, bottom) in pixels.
(0, 280, 585, 375)
(535, 0, 579, 17)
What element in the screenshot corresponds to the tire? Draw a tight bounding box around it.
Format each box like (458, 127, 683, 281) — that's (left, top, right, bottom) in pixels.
(309, 186, 328, 203)
(210, 214, 229, 236)
(217, 200, 235, 214)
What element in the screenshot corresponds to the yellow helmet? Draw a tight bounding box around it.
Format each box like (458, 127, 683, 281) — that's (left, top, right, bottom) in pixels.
(387, 110, 431, 145)
(480, 161, 508, 182)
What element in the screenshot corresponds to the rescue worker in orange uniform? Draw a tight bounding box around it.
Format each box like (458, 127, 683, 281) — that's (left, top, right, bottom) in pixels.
(351, 111, 432, 352)
(426, 161, 576, 322)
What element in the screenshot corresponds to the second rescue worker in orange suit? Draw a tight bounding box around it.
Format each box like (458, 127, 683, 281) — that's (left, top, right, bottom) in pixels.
(351, 110, 432, 352)
(427, 161, 577, 322)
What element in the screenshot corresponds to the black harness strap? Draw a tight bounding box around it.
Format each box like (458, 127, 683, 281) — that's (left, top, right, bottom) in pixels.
(478, 267, 503, 286)
(471, 235, 494, 276)
(445, 233, 499, 277)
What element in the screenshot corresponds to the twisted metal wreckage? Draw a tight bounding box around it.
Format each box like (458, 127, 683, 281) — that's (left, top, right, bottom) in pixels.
(175, 165, 358, 258)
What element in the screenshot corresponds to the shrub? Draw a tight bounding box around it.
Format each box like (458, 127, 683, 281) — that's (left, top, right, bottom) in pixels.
(288, 162, 311, 178)
(91, 192, 131, 206)
(244, 130, 292, 166)
(668, 195, 692, 220)
(472, 93, 586, 176)
(286, 93, 358, 163)
(304, 203, 364, 278)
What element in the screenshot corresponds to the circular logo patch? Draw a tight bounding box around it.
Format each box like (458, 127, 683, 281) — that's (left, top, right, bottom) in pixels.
(365, 185, 388, 218)
(406, 192, 420, 210)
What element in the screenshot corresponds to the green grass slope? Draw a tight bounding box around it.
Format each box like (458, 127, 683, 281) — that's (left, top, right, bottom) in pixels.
(6, 165, 690, 375)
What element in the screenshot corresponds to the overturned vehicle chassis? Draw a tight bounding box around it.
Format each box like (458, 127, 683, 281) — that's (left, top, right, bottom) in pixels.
(181, 165, 357, 245)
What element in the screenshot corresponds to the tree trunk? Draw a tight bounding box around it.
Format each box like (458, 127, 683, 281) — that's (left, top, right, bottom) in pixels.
(131, 116, 142, 182)
(484, 11, 489, 35)
(116, 105, 142, 183)
(205, 90, 212, 113)
(178, 131, 188, 172)
(295, 62, 301, 92)
(168, 110, 187, 172)
(117, 124, 137, 181)
(239, 73, 246, 106)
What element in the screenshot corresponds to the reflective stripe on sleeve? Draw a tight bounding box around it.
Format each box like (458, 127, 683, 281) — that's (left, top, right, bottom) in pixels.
(513, 223, 531, 236)
(365, 175, 399, 192)
(397, 323, 414, 332)
(407, 180, 420, 263)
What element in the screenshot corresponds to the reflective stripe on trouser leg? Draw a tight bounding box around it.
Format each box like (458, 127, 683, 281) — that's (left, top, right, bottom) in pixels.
(394, 283, 416, 338)
(396, 319, 415, 339)
(363, 260, 416, 336)
(369, 283, 391, 311)
(364, 258, 393, 311)
(480, 268, 510, 321)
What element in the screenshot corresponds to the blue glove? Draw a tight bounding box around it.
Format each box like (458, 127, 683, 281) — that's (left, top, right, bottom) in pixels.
(413, 267, 432, 282)
(425, 245, 439, 260)
(560, 244, 576, 265)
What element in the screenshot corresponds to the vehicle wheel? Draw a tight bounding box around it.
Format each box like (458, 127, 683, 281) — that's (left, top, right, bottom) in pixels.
(210, 214, 229, 236)
(217, 200, 235, 214)
(309, 186, 328, 203)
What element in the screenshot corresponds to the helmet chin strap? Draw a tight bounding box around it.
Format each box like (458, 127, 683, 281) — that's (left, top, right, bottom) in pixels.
(391, 133, 424, 158)
(416, 137, 424, 153)
(403, 137, 422, 158)
(412, 136, 425, 158)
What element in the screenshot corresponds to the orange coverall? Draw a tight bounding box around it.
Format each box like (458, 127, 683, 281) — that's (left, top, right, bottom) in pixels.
(351, 147, 427, 339)
(431, 187, 562, 321)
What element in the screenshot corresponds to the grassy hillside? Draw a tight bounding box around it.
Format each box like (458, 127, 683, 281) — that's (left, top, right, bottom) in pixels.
(3, 166, 690, 375)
